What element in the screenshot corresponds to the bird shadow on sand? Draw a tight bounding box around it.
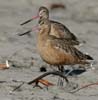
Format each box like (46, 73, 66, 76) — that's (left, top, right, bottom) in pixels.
(64, 69, 86, 76)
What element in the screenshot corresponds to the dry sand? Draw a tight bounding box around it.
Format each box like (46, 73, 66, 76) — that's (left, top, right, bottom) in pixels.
(0, 0, 98, 100)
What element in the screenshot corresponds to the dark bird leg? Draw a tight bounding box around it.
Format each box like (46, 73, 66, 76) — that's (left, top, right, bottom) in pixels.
(57, 65, 65, 86)
(65, 67, 74, 77)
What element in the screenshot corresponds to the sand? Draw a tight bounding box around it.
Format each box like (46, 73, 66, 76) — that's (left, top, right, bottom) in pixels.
(0, 0, 98, 100)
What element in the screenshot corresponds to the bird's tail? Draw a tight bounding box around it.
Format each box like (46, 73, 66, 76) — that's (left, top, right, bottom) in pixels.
(85, 54, 93, 60)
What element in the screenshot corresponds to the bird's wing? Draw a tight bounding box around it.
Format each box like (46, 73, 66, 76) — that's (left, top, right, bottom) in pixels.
(51, 20, 79, 44)
(51, 35, 79, 45)
(49, 36, 91, 60)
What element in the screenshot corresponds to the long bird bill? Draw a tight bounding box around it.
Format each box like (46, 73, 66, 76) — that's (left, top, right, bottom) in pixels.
(18, 25, 39, 36)
(18, 30, 32, 36)
(20, 15, 39, 26)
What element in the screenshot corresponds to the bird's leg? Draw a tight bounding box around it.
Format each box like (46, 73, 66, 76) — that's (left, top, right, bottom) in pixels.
(57, 65, 65, 86)
(61, 65, 64, 73)
(57, 65, 61, 86)
(57, 65, 61, 71)
(60, 65, 65, 86)
(65, 67, 74, 77)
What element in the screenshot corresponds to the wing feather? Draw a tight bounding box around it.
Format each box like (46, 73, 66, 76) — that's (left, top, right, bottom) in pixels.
(49, 36, 90, 60)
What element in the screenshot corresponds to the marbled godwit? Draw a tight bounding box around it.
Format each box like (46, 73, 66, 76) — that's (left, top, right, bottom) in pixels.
(19, 7, 93, 71)
(39, 7, 79, 44)
(20, 6, 79, 45)
(19, 15, 93, 86)
(37, 18, 93, 72)
(37, 18, 93, 85)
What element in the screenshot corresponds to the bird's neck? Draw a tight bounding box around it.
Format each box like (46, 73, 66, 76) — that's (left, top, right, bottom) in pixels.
(38, 27, 50, 40)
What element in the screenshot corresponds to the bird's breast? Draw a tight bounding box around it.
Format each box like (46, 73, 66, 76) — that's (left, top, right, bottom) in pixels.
(37, 38, 76, 65)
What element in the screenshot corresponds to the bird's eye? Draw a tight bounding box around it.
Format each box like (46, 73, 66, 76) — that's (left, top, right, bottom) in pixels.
(43, 10, 46, 13)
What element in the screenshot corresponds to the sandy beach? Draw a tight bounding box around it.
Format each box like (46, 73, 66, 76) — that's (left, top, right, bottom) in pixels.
(0, 0, 98, 100)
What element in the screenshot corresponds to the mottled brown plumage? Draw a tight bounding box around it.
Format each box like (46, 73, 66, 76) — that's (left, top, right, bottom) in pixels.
(20, 6, 79, 46)
(38, 6, 79, 45)
(37, 18, 93, 68)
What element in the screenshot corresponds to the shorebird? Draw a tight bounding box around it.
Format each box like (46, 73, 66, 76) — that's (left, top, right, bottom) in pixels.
(37, 18, 93, 72)
(20, 6, 79, 45)
(19, 13, 93, 86)
(19, 7, 94, 72)
(19, 7, 80, 71)
(36, 18, 93, 85)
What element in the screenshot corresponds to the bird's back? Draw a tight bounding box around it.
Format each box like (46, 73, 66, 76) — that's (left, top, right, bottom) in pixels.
(50, 20, 79, 45)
